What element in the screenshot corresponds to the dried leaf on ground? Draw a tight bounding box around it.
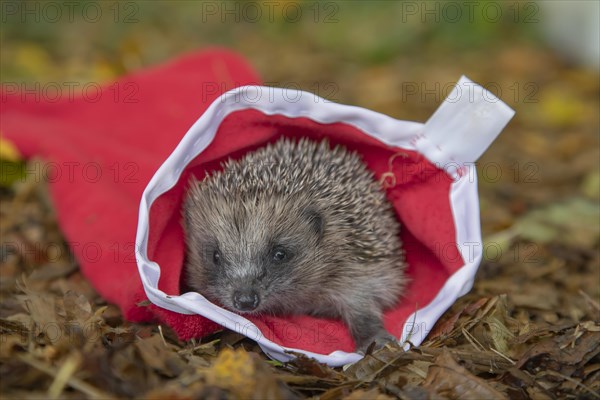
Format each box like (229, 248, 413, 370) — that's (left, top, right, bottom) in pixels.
(204, 347, 284, 399)
(423, 350, 508, 400)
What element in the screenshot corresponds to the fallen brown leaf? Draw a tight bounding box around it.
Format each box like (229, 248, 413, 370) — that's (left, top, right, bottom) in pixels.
(423, 350, 508, 399)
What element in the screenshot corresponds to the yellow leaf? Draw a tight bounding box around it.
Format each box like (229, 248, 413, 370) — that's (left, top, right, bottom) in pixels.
(205, 348, 256, 398)
(14, 44, 53, 78)
(0, 135, 21, 162)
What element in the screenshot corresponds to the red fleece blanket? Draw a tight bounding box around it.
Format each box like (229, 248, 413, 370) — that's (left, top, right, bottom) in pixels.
(1, 50, 470, 355)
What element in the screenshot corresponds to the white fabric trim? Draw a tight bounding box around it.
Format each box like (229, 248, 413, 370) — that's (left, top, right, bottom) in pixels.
(135, 76, 514, 367)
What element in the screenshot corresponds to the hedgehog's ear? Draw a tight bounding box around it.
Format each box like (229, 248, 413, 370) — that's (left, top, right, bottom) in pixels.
(303, 206, 324, 243)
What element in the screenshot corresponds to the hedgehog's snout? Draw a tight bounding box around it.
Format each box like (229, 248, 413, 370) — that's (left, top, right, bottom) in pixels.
(232, 288, 260, 312)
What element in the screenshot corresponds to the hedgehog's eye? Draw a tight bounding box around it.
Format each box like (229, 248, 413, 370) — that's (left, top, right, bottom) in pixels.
(273, 250, 286, 261)
(271, 246, 289, 262)
(212, 250, 221, 266)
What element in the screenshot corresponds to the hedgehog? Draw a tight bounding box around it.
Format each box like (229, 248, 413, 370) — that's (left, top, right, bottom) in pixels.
(182, 137, 406, 352)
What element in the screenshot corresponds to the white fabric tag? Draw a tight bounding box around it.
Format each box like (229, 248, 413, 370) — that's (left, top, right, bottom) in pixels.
(418, 76, 515, 179)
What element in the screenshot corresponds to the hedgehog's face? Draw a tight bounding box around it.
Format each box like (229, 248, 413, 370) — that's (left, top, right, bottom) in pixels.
(184, 193, 325, 315)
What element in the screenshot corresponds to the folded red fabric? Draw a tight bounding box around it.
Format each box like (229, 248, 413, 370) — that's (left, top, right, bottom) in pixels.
(1, 49, 261, 338)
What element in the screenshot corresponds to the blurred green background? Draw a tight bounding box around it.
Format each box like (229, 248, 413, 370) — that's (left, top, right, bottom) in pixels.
(2, 0, 546, 115)
(1, 0, 599, 237)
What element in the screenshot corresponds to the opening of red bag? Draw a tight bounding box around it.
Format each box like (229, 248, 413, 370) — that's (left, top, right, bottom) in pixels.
(145, 108, 464, 354)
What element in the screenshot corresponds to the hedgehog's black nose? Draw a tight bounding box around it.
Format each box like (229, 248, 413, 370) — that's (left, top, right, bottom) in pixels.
(233, 289, 259, 311)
